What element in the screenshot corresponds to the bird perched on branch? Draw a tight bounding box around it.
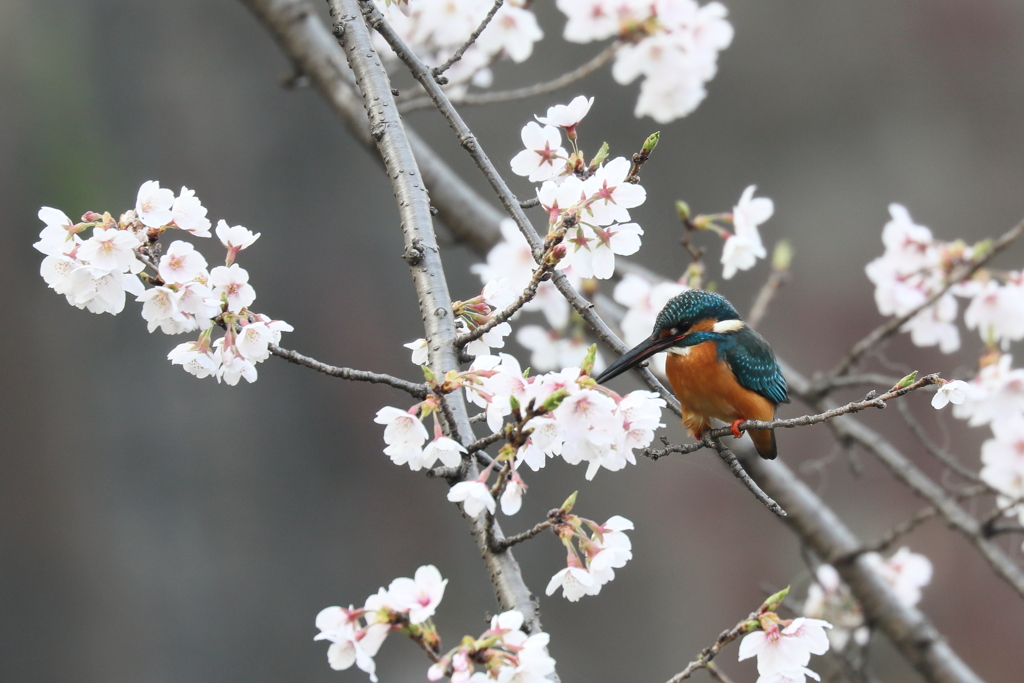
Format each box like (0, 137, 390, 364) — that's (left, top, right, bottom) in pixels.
(594, 289, 788, 459)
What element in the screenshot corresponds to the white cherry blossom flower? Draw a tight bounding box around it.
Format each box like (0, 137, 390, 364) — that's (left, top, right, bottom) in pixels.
(863, 547, 932, 607)
(964, 279, 1024, 346)
(209, 264, 256, 313)
(137, 286, 187, 334)
(314, 606, 384, 682)
(545, 564, 595, 602)
(387, 564, 447, 624)
(374, 406, 429, 468)
(215, 220, 261, 264)
(482, 5, 543, 63)
(738, 618, 831, 680)
(158, 240, 208, 284)
(722, 186, 771, 279)
(171, 187, 212, 237)
(500, 470, 527, 515)
(404, 338, 430, 365)
(932, 379, 969, 409)
(168, 340, 220, 379)
(510, 122, 567, 182)
(420, 436, 466, 469)
(236, 319, 294, 362)
(34, 207, 79, 256)
(447, 480, 497, 516)
(77, 227, 142, 274)
(136, 180, 175, 228)
(535, 95, 594, 135)
(177, 279, 221, 321)
(216, 343, 258, 385)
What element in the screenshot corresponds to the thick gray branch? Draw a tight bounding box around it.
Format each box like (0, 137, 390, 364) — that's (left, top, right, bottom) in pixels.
(327, 0, 542, 635)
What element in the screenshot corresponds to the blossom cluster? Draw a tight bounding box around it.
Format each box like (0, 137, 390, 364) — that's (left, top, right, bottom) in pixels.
(862, 203, 1024, 354)
(556, 0, 734, 122)
(34, 181, 291, 384)
(315, 564, 448, 681)
(802, 547, 932, 651)
(427, 609, 555, 683)
(511, 96, 647, 281)
(546, 512, 634, 601)
(374, 0, 542, 93)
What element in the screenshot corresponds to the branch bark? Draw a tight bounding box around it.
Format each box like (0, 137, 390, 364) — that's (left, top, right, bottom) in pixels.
(326, 0, 543, 637)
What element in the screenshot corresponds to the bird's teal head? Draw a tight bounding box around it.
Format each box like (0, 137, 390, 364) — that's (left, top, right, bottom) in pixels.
(595, 290, 743, 383)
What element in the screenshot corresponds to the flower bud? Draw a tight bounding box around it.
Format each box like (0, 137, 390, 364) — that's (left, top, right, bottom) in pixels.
(641, 131, 660, 153)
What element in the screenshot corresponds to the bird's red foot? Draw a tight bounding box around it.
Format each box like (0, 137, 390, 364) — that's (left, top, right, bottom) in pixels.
(730, 419, 745, 439)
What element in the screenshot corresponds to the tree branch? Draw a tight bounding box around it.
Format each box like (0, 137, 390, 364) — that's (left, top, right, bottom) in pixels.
(432, 0, 504, 77)
(269, 343, 427, 397)
(703, 435, 786, 517)
(328, 0, 544, 638)
(644, 375, 940, 459)
(400, 42, 619, 112)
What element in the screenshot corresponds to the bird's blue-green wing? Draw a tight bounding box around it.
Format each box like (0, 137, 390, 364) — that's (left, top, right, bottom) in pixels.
(719, 327, 789, 405)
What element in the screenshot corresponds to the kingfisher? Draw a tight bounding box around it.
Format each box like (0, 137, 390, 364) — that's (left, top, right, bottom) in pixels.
(595, 289, 788, 459)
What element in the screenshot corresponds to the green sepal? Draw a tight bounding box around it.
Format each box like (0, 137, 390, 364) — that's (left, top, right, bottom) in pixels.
(580, 344, 597, 376)
(896, 371, 918, 389)
(760, 585, 790, 613)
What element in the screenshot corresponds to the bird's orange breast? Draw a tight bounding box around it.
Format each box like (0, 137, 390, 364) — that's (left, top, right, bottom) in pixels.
(665, 341, 776, 439)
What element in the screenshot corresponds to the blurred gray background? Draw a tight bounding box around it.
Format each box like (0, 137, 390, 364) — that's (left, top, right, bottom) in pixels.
(3, 1, 1024, 682)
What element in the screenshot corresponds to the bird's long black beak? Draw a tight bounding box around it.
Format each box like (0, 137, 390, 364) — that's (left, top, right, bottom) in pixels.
(594, 332, 682, 383)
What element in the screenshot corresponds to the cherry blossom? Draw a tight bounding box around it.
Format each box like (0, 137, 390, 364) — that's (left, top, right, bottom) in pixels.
(158, 240, 208, 285)
(951, 355, 1024, 427)
(136, 180, 174, 228)
(168, 340, 220, 379)
(802, 564, 867, 651)
(964, 279, 1024, 347)
(721, 186, 771, 279)
(236, 318, 295, 362)
(510, 122, 567, 182)
(216, 341, 259, 385)
(215, 220, 261, 265)
(545, 562, 594, 602)
(34, 207, 80, 256)
(387, 564, 448, 624)
(77, 227, 143, 274)
(171, 187, 212, 237)
(405, 338, 430, 365)
(535, 95, 594, 137)
(447, 480, 497, 516)
(374, 406, 430, 468)
(421, 435, 466, 470)
(863, 547, 932, 608)
(500, 469, 527, 515)
(209, 264, 256, 313)
(738, 618, 832, 682)
(932, 379, 969, 409)
(314, 605, 386, 682)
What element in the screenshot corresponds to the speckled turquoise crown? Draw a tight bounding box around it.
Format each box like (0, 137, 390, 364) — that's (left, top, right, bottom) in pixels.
(654, 290, 740, 331)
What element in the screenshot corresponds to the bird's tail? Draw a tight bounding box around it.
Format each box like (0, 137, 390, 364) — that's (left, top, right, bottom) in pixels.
(749, 428, 778, 460)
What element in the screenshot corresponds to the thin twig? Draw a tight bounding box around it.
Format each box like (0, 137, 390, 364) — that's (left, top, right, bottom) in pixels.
(644, 375, 941, 459)
(399, 42, 619, 112)
(824, 216, 1024, 385)
(466, 430, 505, 454)
(895, 401, 983, 484)
(520, 197, 540, 209)
(747, 267, 789, 330)
(492, 515, 558, 552)
(704, 435, 786, 517)
(432, 0, 504, 77)
(455, 223, 567, 346)
(270, 343, 428, 397)
(664, 610, 760, 683)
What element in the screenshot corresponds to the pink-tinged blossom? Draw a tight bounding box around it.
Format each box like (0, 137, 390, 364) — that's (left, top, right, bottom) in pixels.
(447, 480, 497, 516)
(404, 338, 430, 365)
(387, 564, 447, 624)
(801, 564, 867, 651)
(535, 95, 594, 137)
(932, 379, 969, 409)
(563, 221, 643, 280)
(738, 618, 832, 680)
(209, 264, 256, 313)
(496, 632, 556, 682)
(902, 293, 959, 354)
(964, 279, 1024, 346)
(863, 547, 932, 608)
(171, 187, 212, 237)
(136, 180, 175, 228)
(158, 240, 208, 284)
(487, 610, 528, 649)
(216, 342, 258, 385)
(77, 227, 143, 274)
(177, 279, 221, 321)
(314, 606, 385, 682)
(952, 355, 1024, 427)
(215, 220, 261, 264)
(482, 4, 543, 63)
(510, 122, 567, 182)
(168, 340, 220, 379)
(582, 156, 647, 226)
(374, 406, 429, 468)
(64, 268, 142, 315)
